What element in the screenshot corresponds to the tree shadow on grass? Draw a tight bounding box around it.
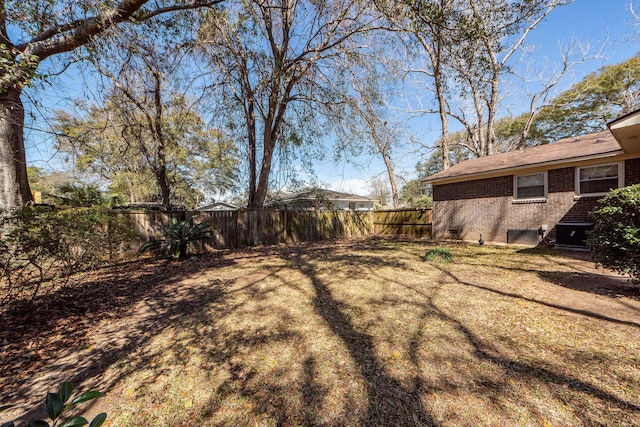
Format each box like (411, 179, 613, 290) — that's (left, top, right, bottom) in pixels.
(288, 252, 437, 427)
(0, 253, 235, 422)
(426, 265, 640, 409)
(538, 270, 640, 300)
(368, 266, 640, 424)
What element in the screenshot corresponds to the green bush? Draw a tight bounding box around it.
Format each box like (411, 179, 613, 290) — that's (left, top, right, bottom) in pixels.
(423, 247, 453, 263)
(0, 206, 134, 304)
(139, 216, 213, 260)
(1, 381, 106, 427)
(587, 184, 640, 282)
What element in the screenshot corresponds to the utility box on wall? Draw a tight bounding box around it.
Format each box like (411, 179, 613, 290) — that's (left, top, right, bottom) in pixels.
(555, 222, 593, 248)
(506, 229, 540, 245)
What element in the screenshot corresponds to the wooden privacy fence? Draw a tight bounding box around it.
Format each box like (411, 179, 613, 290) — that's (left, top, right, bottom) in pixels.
(116, 209, 375, 251)
(117, 210, 187, 253)
(116, 208, 432, 253)
(200, 209, 374, 247)
(373, 208, 433, 237)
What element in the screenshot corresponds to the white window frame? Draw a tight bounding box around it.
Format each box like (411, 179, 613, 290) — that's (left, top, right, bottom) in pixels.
(575, 162, 623, 197)
(514, 172, 547, 201)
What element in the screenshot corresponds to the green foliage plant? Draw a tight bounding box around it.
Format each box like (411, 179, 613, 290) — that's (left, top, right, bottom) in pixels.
(138, 216, 213, 260)
(423, 247, 453, 263)
(0, 381, 106, 427)
(56, 185, 108, 207)
(587, 184, 640, 282)
(0, 206, 134, 304)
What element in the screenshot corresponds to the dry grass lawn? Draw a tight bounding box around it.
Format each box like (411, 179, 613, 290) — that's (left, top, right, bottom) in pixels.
(2, 238, 640, 426)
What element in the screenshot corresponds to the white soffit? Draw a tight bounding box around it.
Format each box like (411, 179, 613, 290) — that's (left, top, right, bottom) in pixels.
(609, 110, 640, 153)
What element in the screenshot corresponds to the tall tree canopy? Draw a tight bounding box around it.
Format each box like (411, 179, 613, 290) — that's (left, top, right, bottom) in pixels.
(55, 94, 239, 209)
(386, 0, 573, 168)
(530, 55, 640, 142)
(199, 0, 378, 208)
(0, 0, 221, 211)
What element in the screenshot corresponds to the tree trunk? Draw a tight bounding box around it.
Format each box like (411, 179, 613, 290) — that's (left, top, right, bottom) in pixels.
(156, 165, 171, 210)
(249, 135, 276, 209)
(246, 103, 257, 208)
(383, 153, 398, 209)
(433, 29, 450, 170)
(152, 70, 171, 210)
(435, 67, 450, 169)
(0, 86, 32, 211)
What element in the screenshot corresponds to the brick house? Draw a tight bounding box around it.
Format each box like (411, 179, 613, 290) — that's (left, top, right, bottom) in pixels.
(422, 110, 640, 247)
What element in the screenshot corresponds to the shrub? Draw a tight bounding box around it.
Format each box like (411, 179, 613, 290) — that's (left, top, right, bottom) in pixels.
(1, 381, 106, 427)
(0, 206, 134, 304)
(423, 247, 453, 263)
(139, 216, 213, 260)
(587, 184, 640, 282)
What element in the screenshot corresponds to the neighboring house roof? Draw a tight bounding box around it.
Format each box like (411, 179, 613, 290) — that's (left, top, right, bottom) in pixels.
(423, 130, 623, 184)
(281, 188, 373, 203)
(195, 201, 239, 211)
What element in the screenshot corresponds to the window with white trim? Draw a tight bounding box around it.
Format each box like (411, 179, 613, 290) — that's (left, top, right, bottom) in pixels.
(577, 163, 621, 196)
(515, 172, 546, 199)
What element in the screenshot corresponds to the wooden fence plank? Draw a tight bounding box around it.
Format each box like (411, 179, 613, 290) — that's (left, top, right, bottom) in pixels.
(373, 208, 432, 237)
(115, 208, 430, 255)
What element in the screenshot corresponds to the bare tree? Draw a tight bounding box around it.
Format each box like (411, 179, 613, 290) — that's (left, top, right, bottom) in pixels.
(331, 53, 405, 208)
(448, 0, 568, 157)
(392, 0, 581, 166)
(380, 0, 458, 169)
(0, 0, 222, 211)
(89, 40, 180, 210)
(199, 0, 379, 208)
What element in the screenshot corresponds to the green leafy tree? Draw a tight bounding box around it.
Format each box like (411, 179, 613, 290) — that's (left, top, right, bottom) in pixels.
(0, 0, 223, 211)
(400, 179, 432, 208)
(588, 184, 640, 283)
(531, 55, 640, 142)
(56, 184, 109, 207)
(417, 139, 471, 177)
(56, 95, 239, 210)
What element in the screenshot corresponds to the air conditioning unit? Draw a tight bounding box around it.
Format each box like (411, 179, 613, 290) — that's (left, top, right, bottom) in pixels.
(555, 222, 593, 249)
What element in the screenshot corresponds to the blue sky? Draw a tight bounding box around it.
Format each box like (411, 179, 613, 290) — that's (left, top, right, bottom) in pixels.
(297, 0, 640, 196)
(23, 0, 640, 198)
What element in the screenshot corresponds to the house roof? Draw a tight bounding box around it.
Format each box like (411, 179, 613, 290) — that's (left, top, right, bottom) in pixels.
(423, 130, 623, 184)
(195, 201, 239, 211)
(282, 188, 373, 203)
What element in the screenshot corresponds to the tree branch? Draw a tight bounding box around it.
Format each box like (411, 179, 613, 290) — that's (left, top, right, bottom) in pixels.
(17, 0, 223, 61)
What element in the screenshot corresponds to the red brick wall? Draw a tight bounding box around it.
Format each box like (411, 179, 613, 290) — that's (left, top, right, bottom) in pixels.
(626, 158, 640, 185)
(548, 167, 574, 192)
(432, 159, 640, 244)
(433, 176, 512, 201)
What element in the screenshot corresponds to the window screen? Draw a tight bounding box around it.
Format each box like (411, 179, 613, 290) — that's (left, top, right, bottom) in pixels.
(578, 164, 619, 195)
(516, 173, 545, 199)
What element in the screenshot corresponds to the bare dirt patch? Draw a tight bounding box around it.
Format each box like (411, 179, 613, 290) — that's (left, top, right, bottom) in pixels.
(2, 238, 639, 426)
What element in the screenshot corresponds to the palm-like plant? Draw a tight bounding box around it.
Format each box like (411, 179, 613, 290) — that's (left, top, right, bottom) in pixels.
(139, 216, 213, 259)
